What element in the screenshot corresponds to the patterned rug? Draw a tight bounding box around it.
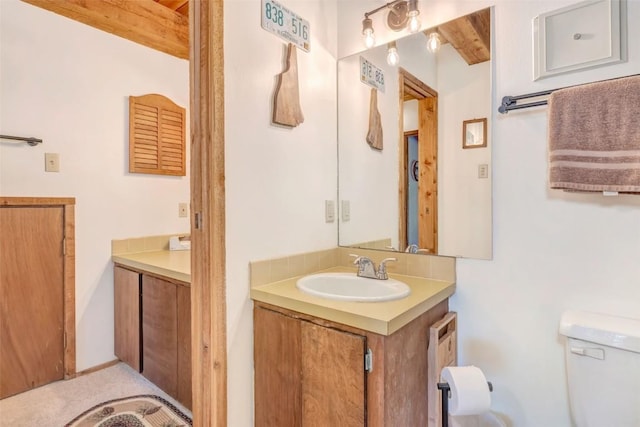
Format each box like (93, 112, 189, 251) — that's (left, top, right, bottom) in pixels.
(65, 394, 192, 427)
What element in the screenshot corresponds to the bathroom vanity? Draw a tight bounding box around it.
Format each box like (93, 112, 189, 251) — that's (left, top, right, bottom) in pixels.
(112, 249, 191, 410)
(251, 262, 455, 426)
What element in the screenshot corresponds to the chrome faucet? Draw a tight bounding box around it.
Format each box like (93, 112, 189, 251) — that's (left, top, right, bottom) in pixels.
(405, 244, 429, 254)
(376, 257, 397, 280)
(350, 254, 397, 280)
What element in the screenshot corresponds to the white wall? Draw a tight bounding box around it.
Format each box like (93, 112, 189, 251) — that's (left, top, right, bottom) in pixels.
(437, 44, 491, 259)
(455, 1, 640, 425)
(224, 0, 337, 425)
(337, 47, 401, 247)
(336, 0, 640, 426)
(0, 1, 190, 371)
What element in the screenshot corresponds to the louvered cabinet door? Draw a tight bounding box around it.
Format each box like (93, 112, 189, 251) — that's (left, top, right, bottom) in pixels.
(129, 94, 186, 176)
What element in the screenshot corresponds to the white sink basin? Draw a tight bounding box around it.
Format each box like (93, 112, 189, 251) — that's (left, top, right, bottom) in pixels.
(296, 272, 410, 302)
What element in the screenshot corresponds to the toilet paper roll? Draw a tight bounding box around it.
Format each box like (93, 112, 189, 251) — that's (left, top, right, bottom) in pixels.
(441, 366, 491, 416)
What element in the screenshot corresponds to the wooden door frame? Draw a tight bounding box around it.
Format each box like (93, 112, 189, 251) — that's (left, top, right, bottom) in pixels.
(397, 68, 438, 252)
(0, 197, 76, 379)
(189, 1, 227, 426)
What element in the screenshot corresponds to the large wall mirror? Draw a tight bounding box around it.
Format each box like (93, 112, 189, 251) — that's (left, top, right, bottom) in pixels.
(338, 7, 493, 260)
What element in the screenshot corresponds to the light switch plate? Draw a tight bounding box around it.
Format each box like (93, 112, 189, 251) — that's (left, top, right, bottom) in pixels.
(325, 200, 335, 223)
(478, 164, 489, 179)
(341, 200, 350, 222)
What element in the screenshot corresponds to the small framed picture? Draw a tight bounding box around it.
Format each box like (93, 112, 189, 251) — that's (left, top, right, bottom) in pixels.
(462, 118, 487, 149)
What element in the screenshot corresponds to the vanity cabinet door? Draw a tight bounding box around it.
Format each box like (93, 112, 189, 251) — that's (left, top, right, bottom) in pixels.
(176, 284, 192, 409)
(254, 306, 366, 427)
(114, 266, 141, 371)
(114, 268, 191, 409)
(301, 321, 366, 427)
(142, 275, 178, 397)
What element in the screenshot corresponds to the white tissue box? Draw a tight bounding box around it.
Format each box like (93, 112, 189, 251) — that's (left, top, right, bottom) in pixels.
(169, 235, 191, 251)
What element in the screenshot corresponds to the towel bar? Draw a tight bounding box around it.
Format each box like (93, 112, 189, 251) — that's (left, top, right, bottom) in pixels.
(0, 134, 43, 146)
(498, 73, 640, 114)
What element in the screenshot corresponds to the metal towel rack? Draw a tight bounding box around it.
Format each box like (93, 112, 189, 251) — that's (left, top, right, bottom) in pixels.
(498, 73, 640, 114)
(0, 134, 43, 146)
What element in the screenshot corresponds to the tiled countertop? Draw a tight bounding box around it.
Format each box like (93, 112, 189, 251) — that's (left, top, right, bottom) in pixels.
(250, 266, 455, 336)
(112, 250, 191, 284)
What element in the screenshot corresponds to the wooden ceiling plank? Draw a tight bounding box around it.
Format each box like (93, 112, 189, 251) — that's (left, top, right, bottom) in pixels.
(467, 9, 491, 54)
(156, 0, 189, 16)
(21, 0, 189, 60)
(425, 8, 490, 66)
(437, 17, 489, 65)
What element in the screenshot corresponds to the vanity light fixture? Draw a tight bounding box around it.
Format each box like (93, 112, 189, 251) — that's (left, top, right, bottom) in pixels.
(386, 41, 400, 66)
(362, 17, 375, 48)
(426, 31, 441, 53)
(407, 0, 421, 33)
(361, 0, 421, 48)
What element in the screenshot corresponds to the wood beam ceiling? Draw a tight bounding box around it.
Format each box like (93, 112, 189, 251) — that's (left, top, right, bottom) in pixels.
(21, 0, 189, 60)
(425, 7, 491, 66)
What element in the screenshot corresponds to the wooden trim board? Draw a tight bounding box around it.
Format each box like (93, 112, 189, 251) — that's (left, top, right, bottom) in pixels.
(190, 0, 227, 425)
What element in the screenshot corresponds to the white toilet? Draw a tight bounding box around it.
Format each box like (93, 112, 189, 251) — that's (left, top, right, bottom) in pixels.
(559, 310, 640, 427)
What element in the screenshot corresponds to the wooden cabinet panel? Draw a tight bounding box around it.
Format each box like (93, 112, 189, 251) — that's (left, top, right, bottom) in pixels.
(176, 284, 192, 409)
(142, 275, 178, 397)
(254, 306, 302, 427)
(0, 206, 65, 399)
(254, 299, 449, 426)
(254, 307, 366, 427)
(114, 266, 141, 371)
(114, 269, 192, 409)
(301, 322, 366, 427)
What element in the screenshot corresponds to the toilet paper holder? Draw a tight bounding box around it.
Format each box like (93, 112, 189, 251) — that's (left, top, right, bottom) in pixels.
(436, 381, 493, 427)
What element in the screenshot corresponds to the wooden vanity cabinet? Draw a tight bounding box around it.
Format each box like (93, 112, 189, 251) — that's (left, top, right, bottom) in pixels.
(114, 266, 142, 371)
(114, 265, 191, 409)
(254, 299, 448, 427)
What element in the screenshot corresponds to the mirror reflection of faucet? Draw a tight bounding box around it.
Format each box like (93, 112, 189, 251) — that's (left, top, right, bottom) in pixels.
(405, 244, 429, 254)
(350, 254, 397, 280)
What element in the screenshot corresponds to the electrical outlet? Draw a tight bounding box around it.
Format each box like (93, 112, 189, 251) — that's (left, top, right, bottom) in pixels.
(325, 200, 335, 223)
(178, 203, 188, 218)
(478, 164, 489, 179)
(45, 153, 60, 172)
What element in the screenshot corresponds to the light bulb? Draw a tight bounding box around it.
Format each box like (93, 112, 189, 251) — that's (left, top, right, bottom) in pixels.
(407, 0, 421, 33)
(427, 32, 441, 53)
(364, 29, 375, 48)
(408, 15, 421, 33)
(362, 17, 375, 48)
(387, 46, 400, 66)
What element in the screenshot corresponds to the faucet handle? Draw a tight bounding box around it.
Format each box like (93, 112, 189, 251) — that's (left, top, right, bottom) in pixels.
(376, 257, 397, 279)
(349, 253, 362, 264)
(405, 244, 418, 253)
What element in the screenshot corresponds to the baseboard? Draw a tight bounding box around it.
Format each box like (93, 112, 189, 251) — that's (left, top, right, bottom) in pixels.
(74, 359, 120, 378)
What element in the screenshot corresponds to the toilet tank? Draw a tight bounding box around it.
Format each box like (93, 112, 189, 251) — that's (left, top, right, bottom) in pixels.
(559, 310, 640, 427)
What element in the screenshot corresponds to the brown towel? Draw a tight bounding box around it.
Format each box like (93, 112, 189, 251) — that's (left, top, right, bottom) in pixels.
(548, 75, 640, 193)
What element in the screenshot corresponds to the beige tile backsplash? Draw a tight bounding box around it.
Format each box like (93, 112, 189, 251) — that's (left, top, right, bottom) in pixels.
(249, 247, 455, 288)
(111, 234, 188, 255)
